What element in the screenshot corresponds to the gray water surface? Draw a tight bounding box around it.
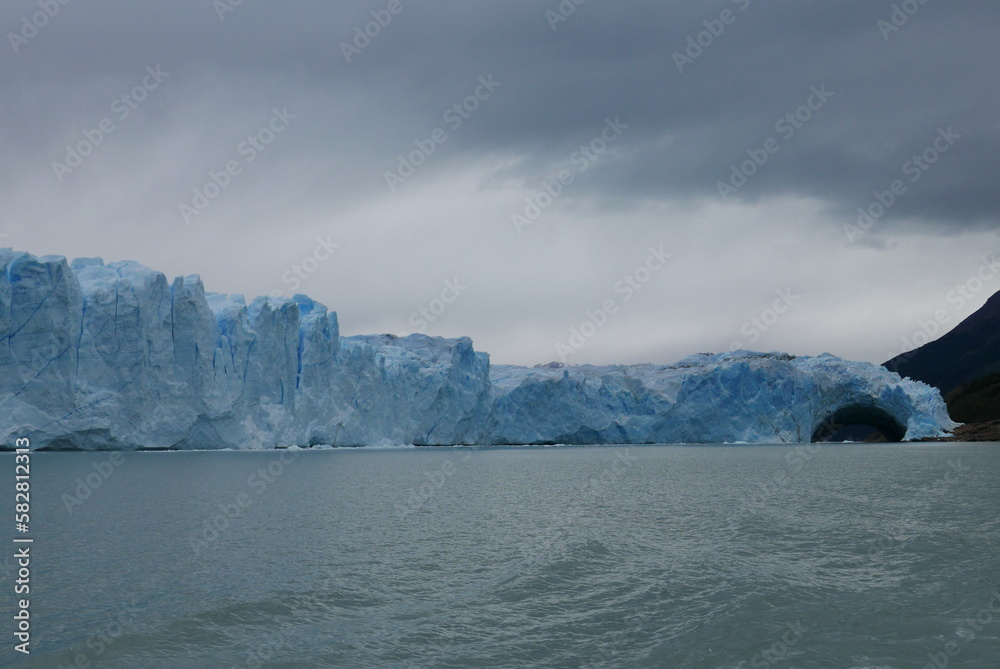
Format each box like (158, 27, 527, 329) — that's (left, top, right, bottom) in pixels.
(4, 443, 999, 668)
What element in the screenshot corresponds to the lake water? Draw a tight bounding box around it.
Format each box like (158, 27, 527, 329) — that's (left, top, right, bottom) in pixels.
(3, 443, 1000, 668)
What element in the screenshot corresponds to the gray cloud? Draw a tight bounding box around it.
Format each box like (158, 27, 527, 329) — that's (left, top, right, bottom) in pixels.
(1, 0, 998, 366)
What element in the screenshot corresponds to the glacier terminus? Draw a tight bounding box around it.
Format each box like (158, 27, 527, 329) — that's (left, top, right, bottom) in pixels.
(0, 250, 956, 450)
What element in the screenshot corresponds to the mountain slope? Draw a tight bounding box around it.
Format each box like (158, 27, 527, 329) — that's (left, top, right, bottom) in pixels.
(885, 290, 1000, 394)
(943, 372, 1000, 423)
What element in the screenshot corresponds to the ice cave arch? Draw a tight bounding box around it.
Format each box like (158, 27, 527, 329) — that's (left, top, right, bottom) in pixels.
(810, 404, 908, 443)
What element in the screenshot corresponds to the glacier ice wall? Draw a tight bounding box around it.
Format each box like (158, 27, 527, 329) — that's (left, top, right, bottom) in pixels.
(486, 353, 956, 444)
(0, 250, 955, 449)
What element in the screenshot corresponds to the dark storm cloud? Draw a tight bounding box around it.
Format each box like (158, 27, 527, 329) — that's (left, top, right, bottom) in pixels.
(3, 0, 997, 230)
(2, 0, 998, 366)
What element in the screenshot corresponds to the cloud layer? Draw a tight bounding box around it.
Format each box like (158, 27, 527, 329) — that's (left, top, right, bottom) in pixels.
(2, 0, 998, 365)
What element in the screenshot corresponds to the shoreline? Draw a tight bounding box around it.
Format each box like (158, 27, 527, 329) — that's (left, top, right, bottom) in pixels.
(922, 419, 1000, 442)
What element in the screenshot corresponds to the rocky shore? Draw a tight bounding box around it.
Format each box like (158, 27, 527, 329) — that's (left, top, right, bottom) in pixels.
(922, 420, 1000, 442)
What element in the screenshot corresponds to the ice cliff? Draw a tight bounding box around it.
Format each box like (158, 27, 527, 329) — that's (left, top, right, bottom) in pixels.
(0, 250, 955, 449)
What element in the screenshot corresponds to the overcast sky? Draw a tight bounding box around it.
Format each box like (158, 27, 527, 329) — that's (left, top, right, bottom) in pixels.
(2, 0, 998, 366)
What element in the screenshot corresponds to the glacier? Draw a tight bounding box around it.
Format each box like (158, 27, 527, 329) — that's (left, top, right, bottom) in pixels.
(0, 249, 956, 450)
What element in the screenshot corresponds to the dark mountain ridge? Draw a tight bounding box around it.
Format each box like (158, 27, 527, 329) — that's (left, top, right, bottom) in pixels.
(885, 290, 1000, 394)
